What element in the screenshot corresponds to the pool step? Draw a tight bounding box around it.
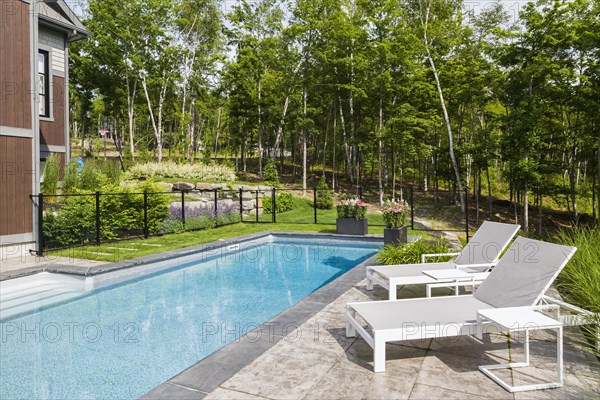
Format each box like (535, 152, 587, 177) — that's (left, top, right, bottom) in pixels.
(0, 273, 88, 320)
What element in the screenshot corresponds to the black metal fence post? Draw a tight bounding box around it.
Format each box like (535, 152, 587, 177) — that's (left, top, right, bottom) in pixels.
(358, 186, 363, 200)
(37, 193, 44, 256)
(95, 191, 101, 245)
(143, 190, 149, 239)
(239, 188, 243, 221)
(410, 185, 414, 230)
(214, 189, 218, 225)
(181, 191, 186, 229)
(272, 188, 276, 223)
(313, 187, 317, 224)
(255, 190, 259, 223)
(465, 189, 470, 243)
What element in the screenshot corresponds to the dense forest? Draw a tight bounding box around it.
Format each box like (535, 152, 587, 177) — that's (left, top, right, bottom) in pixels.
(68, 0, 600, 231)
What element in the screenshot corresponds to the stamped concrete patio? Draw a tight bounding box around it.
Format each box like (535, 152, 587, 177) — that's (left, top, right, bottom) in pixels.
(200, 283, 598, 400)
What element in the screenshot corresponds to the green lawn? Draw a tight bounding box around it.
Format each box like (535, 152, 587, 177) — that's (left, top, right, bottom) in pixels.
(255, 197, 386, 225)
(50, 197, 417, 263)
(50, 221, 403, 263)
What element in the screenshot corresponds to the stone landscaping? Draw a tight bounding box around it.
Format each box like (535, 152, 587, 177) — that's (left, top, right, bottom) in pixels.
(168, 182, 274, 216)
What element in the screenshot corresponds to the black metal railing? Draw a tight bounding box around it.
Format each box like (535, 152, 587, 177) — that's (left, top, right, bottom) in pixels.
(31, 184, 472, 255)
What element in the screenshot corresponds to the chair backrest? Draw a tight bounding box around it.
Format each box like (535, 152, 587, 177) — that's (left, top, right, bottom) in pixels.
(474, 236, 576, 308)
(454, 221, 521, 266)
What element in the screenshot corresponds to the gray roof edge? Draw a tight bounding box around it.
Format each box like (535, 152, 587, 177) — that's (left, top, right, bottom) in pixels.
(40, 0, 89, 38)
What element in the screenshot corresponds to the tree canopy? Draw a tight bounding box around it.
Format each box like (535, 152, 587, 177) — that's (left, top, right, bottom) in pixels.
(69, 0, 600, 230)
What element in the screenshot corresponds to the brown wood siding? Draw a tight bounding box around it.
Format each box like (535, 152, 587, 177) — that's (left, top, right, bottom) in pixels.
(40, 76, 66, 146)
(0, 136, 33, 235)
(0, 0, 31, 129)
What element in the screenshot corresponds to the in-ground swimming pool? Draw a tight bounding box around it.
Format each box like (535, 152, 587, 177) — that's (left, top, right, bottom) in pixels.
(0, 235, 379, 399)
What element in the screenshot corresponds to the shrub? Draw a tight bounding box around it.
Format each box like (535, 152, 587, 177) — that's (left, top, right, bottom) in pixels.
(263, 192, 294, 213)
(263, 159, 279, 186)
(315, 176, 334, 209)
(41, 154, 60, 195)
(336, 198, 366, 219)
(125, 161, 236, 182)
(377, 239, 451, 265)
(43, 182, 169, 247)
(43, 195, 95, 246)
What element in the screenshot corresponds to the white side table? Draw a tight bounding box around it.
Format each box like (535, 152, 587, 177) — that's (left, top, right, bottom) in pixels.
(422, 269, 475, 297)
(477, 307, 563, 392)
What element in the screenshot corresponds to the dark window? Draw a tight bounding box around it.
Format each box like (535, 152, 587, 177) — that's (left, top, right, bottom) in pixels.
(38, 50, 49, 117)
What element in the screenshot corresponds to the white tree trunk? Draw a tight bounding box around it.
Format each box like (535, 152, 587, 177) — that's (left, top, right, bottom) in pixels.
(302, 81, 308, 197)
(126, 76, 137, 160)
(421, 4, 465, 212)
(214, 107, 222, 160)
(141, 74, 164, 162)
(378, 96, 384, 205)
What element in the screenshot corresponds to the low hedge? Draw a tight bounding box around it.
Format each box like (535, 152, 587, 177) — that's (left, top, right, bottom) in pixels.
(263, 192, 294, 214)
(43, 182, 170, 247)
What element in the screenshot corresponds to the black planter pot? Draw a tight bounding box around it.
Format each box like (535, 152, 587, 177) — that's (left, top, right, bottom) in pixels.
(384, 226, 408, 245)
(336, 218, 368, 235)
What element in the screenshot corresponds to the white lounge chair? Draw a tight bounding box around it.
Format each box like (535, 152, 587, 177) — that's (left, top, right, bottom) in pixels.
(367, 221, 520, 299)
(347, 237, 576, 378)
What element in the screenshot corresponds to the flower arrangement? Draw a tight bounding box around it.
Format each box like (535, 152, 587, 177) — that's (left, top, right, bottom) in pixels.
(382, 200, 407, 229)
(336, 198, 367, 219)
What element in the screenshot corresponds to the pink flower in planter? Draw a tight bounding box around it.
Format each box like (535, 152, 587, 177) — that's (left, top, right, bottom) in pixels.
(382, 200, 408, 229)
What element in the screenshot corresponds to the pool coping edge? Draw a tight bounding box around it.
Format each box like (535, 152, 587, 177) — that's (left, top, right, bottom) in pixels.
(0, 231, 383, 281)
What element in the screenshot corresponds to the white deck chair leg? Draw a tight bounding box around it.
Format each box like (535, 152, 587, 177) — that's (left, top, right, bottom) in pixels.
(366, 275, 373, 291)
(388, 284, 397, 301)
(524, 329, 530, 365)
(346, 309, 357, 338)
(557, 327, 563, 385)
(373, 334, 386, 372)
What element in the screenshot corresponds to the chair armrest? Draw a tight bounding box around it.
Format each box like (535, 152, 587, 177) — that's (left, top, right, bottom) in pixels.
(421, 252, 460, 264)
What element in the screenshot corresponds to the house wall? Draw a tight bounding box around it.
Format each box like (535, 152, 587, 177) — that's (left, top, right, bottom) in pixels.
(38, 26, 67, 154)
(0, 136, 34, 236)
(0, 0, 34, 242)
(0, 0, 31, 130)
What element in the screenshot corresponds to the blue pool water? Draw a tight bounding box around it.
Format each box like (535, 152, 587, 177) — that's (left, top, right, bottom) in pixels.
(0, 238, 378, 399)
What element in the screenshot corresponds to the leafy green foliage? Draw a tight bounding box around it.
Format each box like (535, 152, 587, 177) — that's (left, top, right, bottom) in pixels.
(263, 159, 279, 186)
(43, 182, 169, 247)
(62, 159, 121, 193)
(40, 155, 61, 195)
(263, 192, 294, 213)
(377, 239, 451, 265)
(68, 0, 599, 225)
(315, 176, 333, 210)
